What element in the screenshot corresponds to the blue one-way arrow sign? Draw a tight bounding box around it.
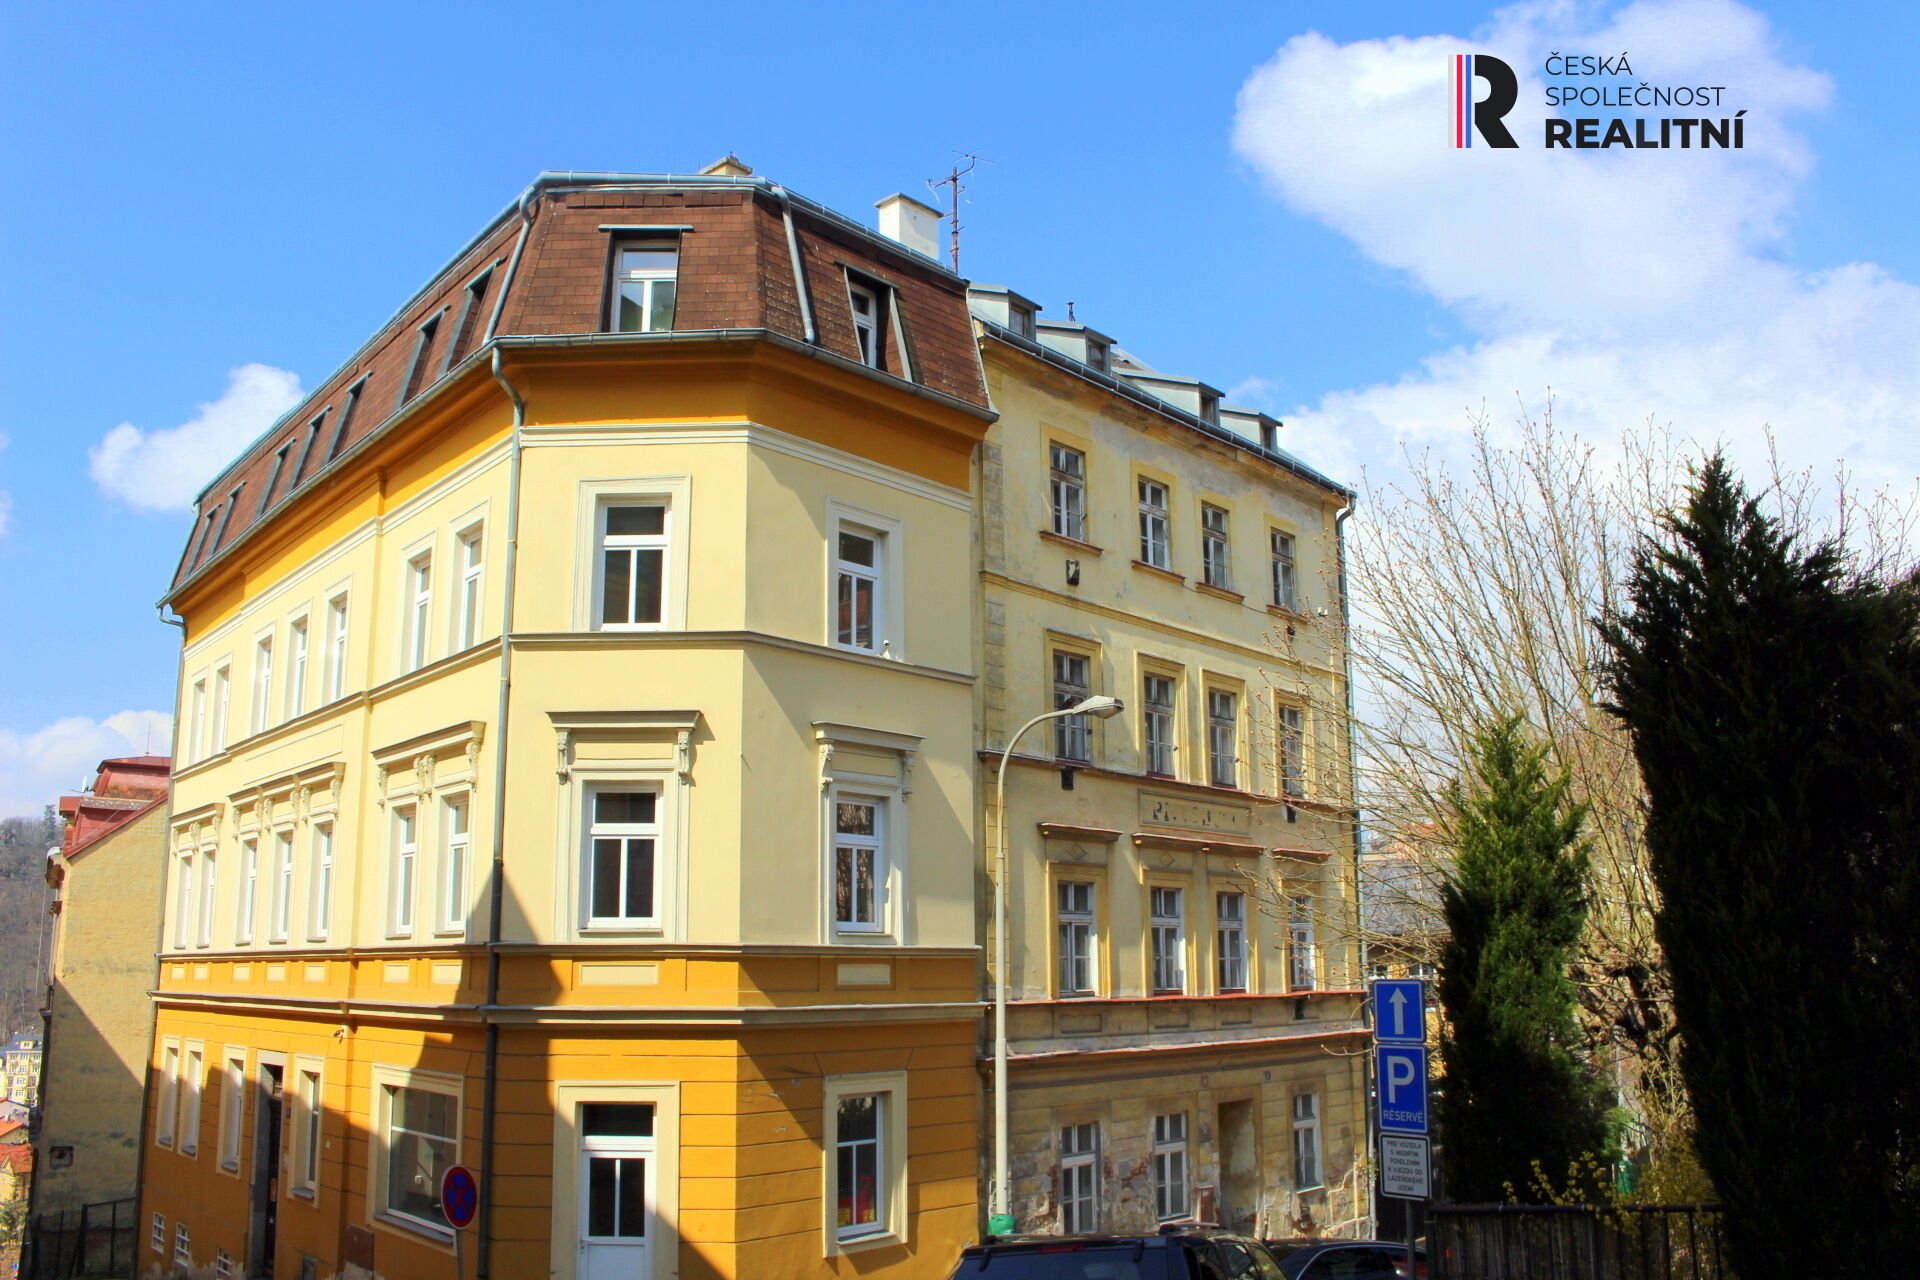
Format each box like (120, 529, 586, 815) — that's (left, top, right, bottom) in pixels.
(1376, 1044, 1429, 1135)
(1371, 978, 1426, 1044)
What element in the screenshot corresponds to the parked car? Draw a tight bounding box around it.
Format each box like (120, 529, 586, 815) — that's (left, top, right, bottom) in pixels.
(1263, 1239, 1426, 1280)
(947, 1225, 1290, 1278)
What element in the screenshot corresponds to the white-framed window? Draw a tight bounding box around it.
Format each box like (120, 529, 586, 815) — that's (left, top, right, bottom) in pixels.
(1150, 886, 1186, 994)
(292, 1061, 323, 1197)
(1152, 1112, 1189, 1221)
(1279, 702, 1306, 797)
(405, 551, 433, 672)
(456, 523, 485, 650)
(325, 593, 349, 701)
(150, 1213, 165, 1252)
(212, 664, 231, 753)
(180, 1044, 204, 1155)
(171, 850, 193, 949)
(597, 502, 669, 629)
(1138, 477, 1170, 569)
(835, 1093, 884, 1239)
(214, 1249, 234, 1280)
(1049, 444, 1087, 541)
(820, 1073, 912, 1253)
(847, 279, 884, 368)
(1271, 529, 1299, 611)
(1207, 688, 1239, 788)
(250, 634, 274, 735)
(389, 806, 418, 936)
(1201, 503, 1231, 588)
(374, 1073, 460, 1233)
(269, 829, 294, 942)
(1056, 880, 1096, 997)
(236, 837, 258, 946)
(1143, 672, 1177, 776)
(308, 822, 333, 941)
(831, 795, 887, 934)
(218, 1052, 245, 1171)
(439, 793, 470, 935)
(1410, 960, 1437, 981)
(585, 787, 661, 929)
(195, 849, 217, 948)
(1217, 892, 1248, 993)
(1289, 894, 1318, 991)
(155, 1040, 180, 1146)
(187, 678, 207, 764)
(1292, 1092, 1322, 1190)
(1059, 1123, 1100, 1232)
(610, 236, 679, 333)
(833, 525, 885, 653)
(173, 1223, 191, 1269)
(285, 615, 309, 719)
(1052, 650, 1092, 762)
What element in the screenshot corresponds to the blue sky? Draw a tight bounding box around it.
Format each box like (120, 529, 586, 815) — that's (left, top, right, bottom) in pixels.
(3, 0, 1918, 812)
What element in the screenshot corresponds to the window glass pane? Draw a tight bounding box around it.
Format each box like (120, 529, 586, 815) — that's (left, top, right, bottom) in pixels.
(588, 1156, 618, 1236)
(620, 243, 678, 275)
(395, 1087, 455, 1136)
(592, 840, 622, 917)
(835, 803, 875, 836)
(838, 1094, 877, 1142)
(602, 550, 631, 625)
(388, 1130, 453, 1220)
(647, 280, 676, 331)
(624, 840, 655, 918)
(607, 505, 665, 537)
(838, 532, 876, 566)
(617, 1156, 648, 1236)
(596, 791, 657, 825)
(631, 548, 663, 623)
(853, 849, 874, 922)
(583, 1103, 654, 1137)
(617, 286, 646, 331)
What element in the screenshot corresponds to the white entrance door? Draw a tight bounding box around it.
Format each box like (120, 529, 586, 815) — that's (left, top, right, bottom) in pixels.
(578, 1103, 655, 1280)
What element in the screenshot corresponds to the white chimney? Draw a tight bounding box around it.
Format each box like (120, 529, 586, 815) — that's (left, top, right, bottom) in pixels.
(875, 193, 942, 261)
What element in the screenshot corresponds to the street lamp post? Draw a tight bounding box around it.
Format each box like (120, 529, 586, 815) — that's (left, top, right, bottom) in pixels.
(989, 694, 1124, 1236)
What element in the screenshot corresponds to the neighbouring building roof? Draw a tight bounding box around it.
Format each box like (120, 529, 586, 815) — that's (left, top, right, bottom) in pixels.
(0, 1145, 32, 1174)
(59, 756, 171, 859)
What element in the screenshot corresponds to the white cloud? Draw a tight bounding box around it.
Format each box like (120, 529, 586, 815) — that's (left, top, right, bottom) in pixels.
(0, 711, 173, 819)
(1232, 0, 1920, 493)
(89, 364, 304, 512)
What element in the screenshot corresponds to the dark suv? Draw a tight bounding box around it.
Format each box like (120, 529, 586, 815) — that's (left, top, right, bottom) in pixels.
(946, 1226, 1289, 1279)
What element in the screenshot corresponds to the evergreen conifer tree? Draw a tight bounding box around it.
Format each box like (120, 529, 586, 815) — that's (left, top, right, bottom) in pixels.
(1600, 456, 1920, 1273)
(1435, 713, 1615, 1203)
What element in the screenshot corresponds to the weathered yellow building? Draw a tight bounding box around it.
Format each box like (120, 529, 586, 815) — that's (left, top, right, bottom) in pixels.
(965, 291, 1367, 1238)
(38, 755, 172, 1213)
(140, 164, 1364, 1280)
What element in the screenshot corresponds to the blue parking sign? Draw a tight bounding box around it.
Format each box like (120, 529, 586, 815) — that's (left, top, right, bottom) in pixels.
(1376, 1045, 1429, 1135)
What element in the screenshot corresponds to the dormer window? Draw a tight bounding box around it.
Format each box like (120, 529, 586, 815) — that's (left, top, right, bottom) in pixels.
(1007, 303, 1036, 340)
(1199, 392, 1220, 424)
(848, 280, 884, 368)
(1085, 340, 1111, 374)
(611, 238, 679, 333)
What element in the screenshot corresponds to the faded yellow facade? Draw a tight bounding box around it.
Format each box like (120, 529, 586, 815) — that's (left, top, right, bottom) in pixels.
(37, 782, 169, 1211)
(973, 310, 1371, 1238)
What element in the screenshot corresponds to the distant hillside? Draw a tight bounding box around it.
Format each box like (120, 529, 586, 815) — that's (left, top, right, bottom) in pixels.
(0, 813, 55, 1042)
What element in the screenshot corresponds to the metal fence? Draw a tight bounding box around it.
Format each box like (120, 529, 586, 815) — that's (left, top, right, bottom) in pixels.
(1431, 1204, 1729, 1280)
(24, 1197, 138, 1280)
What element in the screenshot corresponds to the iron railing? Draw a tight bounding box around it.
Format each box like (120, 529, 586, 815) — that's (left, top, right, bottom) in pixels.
(1430, 1204, 1729, 1280)
(24, 1196, 137, 1279)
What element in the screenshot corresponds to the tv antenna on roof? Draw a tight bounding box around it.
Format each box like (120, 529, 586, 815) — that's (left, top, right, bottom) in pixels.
(927, 152, 990, 274)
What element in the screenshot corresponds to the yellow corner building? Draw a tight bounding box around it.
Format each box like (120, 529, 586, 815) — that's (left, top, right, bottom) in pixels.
(141, 164, 1365, 1280)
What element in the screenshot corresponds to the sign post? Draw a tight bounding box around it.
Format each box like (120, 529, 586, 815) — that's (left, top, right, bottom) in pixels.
(441, 1164, 478, 1280)
(1370, 979, 1431, 1274)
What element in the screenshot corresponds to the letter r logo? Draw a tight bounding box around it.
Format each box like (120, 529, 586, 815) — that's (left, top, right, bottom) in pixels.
(1453, 54, 1519, 148)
